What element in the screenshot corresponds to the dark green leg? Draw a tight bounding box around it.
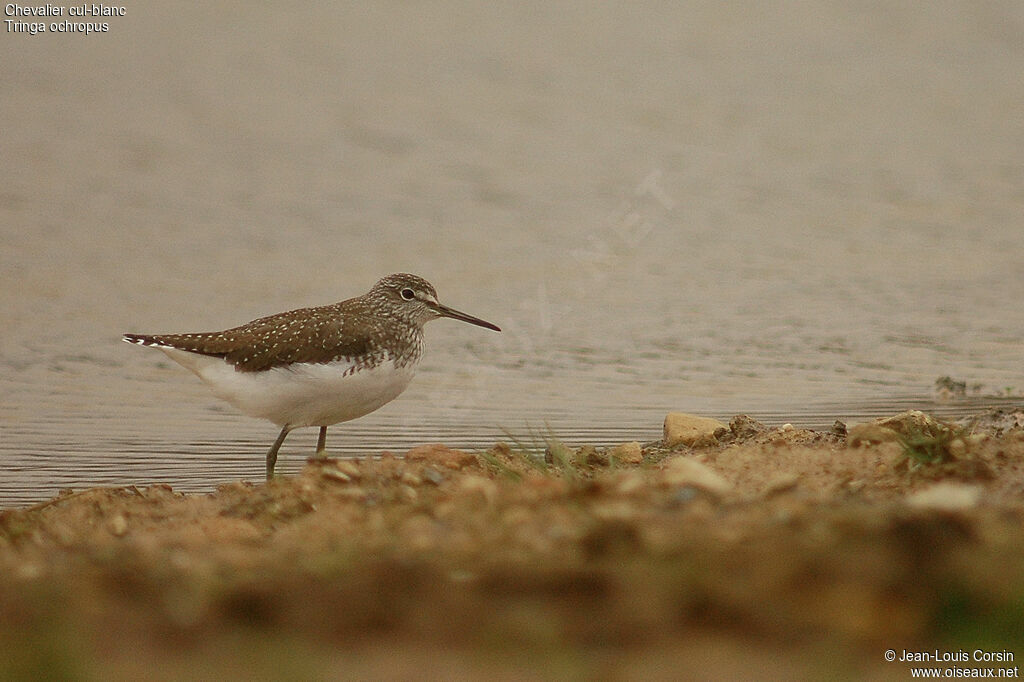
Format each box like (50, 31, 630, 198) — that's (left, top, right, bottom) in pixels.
(315, 426, 328, 458)
(266, 425, 292, 481)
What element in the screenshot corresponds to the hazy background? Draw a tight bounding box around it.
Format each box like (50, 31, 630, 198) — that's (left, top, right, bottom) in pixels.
(2, 2, 1022, 503)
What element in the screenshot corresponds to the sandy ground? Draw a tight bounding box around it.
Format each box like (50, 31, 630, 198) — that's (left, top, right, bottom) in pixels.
(1, 410, 1023, 680)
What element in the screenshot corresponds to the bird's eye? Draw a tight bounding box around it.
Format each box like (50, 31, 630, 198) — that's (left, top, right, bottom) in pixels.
(400, 288, 415, 300)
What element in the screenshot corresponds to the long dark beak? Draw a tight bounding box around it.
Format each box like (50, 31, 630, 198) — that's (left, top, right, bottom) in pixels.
(431, 301, 501, 332)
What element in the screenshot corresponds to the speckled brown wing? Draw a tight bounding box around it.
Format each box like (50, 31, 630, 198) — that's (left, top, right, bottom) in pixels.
(124, 304, 387, 372)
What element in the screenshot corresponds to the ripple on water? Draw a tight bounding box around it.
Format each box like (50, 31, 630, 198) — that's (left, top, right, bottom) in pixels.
(3, 395, 1021, 507)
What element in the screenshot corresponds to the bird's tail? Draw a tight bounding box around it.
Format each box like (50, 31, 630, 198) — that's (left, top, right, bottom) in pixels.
(122, 333, 169, 348)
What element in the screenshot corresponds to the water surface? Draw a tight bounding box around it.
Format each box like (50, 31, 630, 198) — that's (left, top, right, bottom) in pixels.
(2, 3, 1022, 505)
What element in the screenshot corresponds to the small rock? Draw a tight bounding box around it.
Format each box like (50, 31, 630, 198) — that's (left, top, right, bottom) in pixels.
(729, 415, 767, 439)
(963, 408, 1024, 436)
(876, 410, 946, 437)
(108, 514, 128, 537)
(906, 483, 983, 512)
(398, 484, 418, 502)
(608, 441, 643, 464)
(400, 470, 423, 486)
(336, 486, 366, 502)
(847, 423, 901, 447)
(576, 445, 607, 467)
(660, 456, 732, 496)
(831, 420, 848, 437)
(422, 467, 445, 486)
(458, 475, 499, 504)
(321, 467, 351, 483)
(849, 410, 954, 447)
(663, 413, 729, 447)
(763, 473, 799, 497)
(405, 444, 477, 470)
(143, 484, 175, 499)
(544, 440, 575, 466)
(334, 460, 362, 479)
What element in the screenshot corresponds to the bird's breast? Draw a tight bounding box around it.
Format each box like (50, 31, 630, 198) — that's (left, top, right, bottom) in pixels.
(161, 348, 417, 427)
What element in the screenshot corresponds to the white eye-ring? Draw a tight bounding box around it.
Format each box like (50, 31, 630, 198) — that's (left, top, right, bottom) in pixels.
(400, 288, 415, 300)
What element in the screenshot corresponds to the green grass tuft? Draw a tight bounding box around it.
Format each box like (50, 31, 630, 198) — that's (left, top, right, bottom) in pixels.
(895, 419, 968, 468)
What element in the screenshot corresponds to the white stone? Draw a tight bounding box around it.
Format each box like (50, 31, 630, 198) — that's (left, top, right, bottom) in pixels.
(661, 456, 732, 496)
(906, 483, 983, 512)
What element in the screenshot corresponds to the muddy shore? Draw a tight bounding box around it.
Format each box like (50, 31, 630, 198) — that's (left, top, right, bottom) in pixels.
(2, 410, 1023, 680)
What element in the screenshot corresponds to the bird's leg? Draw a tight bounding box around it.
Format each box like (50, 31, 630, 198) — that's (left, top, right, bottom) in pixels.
(266, 425, 292, 481)
(315, 426, 328, 459)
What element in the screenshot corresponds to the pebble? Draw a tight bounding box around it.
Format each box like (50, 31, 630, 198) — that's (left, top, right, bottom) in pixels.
(422, 467, 445, 486)
(847, 423, 901, 447)
(458, 475, 499, 505)
(334, 460, 362, 479)
(906, 483, 983, 512)
(660, 456, 732, 496)
(729, 415, 767, 439)
(335, 487, 367, 502)
(321, 468, 351, 483)
(400, 471, 423, 487)
(576, 445, 606, 466)
(608, 441, 643, 464)
(763, 473, 800, 497)
(663, 413, 729, 447)
(109, 514, 128, 537)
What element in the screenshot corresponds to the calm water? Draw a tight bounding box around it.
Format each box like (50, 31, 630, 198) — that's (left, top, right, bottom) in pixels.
(2, 3, 1022, 506)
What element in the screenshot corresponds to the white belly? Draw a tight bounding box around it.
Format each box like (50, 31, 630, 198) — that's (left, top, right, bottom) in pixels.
(160, 348, 416, 428)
